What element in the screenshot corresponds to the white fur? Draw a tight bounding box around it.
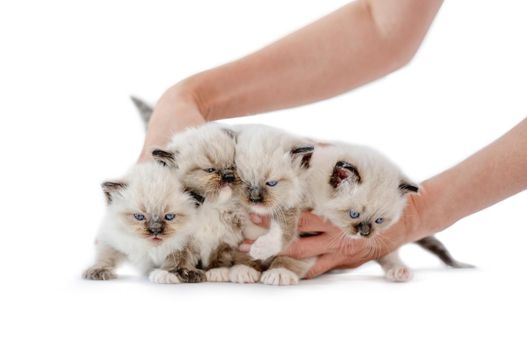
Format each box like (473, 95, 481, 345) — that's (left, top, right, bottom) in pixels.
(149, 269, 181, 284)
(229, 265, 261, 284)
(249, 220, 284, 260)
(205, 267, 230, 282)
(260, 268, 300, 286)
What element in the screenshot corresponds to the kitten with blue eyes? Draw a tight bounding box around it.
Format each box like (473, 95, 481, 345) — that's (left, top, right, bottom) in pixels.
(82, 162, 206, 283)
(306, 142, 472, 282)
(233, 124, 316, 285)
(152, 123, 263, 284)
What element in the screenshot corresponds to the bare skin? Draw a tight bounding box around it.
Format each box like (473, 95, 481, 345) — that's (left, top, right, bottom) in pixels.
(136, 0, 527, 277)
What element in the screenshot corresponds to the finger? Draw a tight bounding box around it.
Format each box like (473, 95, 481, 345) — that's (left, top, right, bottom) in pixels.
(297, 212, 340, 233)
(250, 213, 270, 228)
(238, 240, 254, 252)
(304, 253, 343, 279)
(281, 233, 337, 259)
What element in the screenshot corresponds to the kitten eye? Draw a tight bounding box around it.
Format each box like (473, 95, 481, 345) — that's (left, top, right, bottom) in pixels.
(205, 168, 216, 173)
(133, 213, 145, 221)
(375, 217, 384, 224)
(164, 213, 176, 221)
(349, 210, 360, 219)
(265, 180, 278, 187)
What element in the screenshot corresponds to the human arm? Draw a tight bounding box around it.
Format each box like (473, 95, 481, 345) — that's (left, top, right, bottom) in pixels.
(138, 0, 443, 160)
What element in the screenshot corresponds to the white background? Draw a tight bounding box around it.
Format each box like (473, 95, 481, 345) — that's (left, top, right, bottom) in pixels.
(1, 1, 526, 349)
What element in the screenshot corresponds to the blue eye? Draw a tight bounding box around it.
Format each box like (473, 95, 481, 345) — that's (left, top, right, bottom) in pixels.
(164, 213, 175, 221)
(134, 213, 145, 221)
(205, 168, 216, 173)
(265, 180, 278, 187)
(375, 217, 384, 224)
(349, 210, 360, 219)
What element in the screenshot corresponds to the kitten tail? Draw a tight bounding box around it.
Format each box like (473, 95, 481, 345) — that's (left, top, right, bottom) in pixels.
(130, 96, 154, 129)
(415, 236, 475, 268)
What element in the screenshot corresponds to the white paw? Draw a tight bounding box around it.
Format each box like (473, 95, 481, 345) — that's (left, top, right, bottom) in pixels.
(249, 235, 282, 260)
(229, 265, 261, 284)
(206, 267, 230, 282)
(260, 268, 299, 286)
(148, 269, 181, 284)
(385, 266, 413, 283)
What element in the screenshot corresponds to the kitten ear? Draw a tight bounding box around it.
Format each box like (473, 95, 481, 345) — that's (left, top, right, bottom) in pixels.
(290, 145, 315, 169)
(329, 161, 361, 188)
(101, 181, 127, 204)
(399, 182, 419, 195)
(152, 149, 177, 168)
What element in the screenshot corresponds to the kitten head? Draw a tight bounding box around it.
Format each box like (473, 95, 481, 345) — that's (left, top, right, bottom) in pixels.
(234, 125, 314, 214)
(152, 123, 239, 203)
(318, 144, 418, 239)
(102, 162, 196, 245)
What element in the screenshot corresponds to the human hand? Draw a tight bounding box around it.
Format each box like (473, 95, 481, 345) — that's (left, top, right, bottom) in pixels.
(242, 195, 423, 278)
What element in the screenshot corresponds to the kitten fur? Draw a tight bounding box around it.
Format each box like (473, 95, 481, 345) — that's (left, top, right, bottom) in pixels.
(306, 142, 472, 282)
(233, 124, 316, 285)
(152, 123, 263, 283)
(83, 162, 205, 283)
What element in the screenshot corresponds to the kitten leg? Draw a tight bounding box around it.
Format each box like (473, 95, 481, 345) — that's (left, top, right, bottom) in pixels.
(82, 242, 124, 281)
(249, 207, 299, 260)
(206, 243, 235, 282)
(377, 250, 413, 282)
(260, 256, 315, 286)
(229, 251, 263, 284)
(156, 245, 205, 284)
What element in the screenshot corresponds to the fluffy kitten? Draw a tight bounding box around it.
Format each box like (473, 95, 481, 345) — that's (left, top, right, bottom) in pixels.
(83, 162, 205, 283)
(306, 142, 472, 282)
(233, 124, 316, 285)
(152, 123, 263, 284)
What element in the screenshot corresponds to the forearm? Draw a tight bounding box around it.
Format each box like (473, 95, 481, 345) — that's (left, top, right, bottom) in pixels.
(139, 0, 442, 160)
(413, 117, 527, 241)
(187, 0, 443, 120)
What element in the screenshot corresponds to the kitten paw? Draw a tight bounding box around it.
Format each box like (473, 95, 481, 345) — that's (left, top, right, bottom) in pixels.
(260, 268, 299, 286)
(172, 268, 206, 283)
(149, 269, 181, 284)
(206, 267, 230, 282)
(249, 235, 282, 260)
(385, 266, 413, 283)
(229, 265, 261, 284)
(83, 267, 116, 281)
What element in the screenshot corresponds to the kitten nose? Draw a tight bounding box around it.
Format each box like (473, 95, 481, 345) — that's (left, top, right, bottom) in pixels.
(221, 171, 236, 183)
(249, 186, 263, 203)
(148, 223, 163, 235)
(354, 222, 372, 237)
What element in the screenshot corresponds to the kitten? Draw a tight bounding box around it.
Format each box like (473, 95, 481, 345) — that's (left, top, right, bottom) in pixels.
(83, 162, 205, 283)
(233, 124, 316, 285)
(306, 142, 472, 282)
(152, 123, 263, 284)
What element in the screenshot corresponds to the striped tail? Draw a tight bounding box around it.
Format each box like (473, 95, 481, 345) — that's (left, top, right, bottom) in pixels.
(415, 236, 474, 268)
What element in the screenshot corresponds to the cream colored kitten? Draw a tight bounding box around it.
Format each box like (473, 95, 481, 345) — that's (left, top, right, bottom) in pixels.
(233, 124, 316, 285)
(152, 123, 262, 284)
(83, 162, 205, 284)
(307, 142, 471, 282)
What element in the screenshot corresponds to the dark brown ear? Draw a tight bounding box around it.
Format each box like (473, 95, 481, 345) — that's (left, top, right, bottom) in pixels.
(152, 149, 177, 168)
(399, 182, 419, 195)
(101, 181, 127, 204)
(329, 161, 361, 188)
(290, 145, 314, 169)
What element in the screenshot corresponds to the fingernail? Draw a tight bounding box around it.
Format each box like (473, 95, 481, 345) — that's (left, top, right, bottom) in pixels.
(239, 243, 251, 252)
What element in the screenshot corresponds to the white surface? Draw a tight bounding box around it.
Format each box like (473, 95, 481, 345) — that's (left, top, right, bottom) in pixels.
(1, 1, 526, 349)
